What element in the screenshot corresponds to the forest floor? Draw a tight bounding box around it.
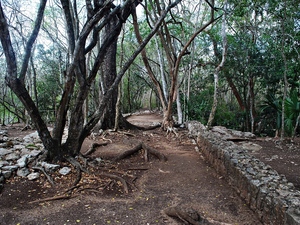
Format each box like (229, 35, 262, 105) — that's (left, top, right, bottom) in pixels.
(0, 112, 299, 225)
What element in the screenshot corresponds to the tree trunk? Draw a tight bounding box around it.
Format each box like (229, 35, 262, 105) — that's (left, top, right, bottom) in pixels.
(176, 91, 183, 124)
(280, 14, 288, 140)
(100, 15, 119, 129)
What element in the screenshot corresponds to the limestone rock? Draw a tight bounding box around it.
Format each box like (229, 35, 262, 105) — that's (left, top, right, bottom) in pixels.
(59, 167, 71, 175)
(0, 148, 13, 156)
(17, 167, 30, 177)
(17, 155, 29, 168)
(2, 170, 12, 179)
(2, 165, 18, 171)
(27, 172, 40, 181)
(5, 152, 20, 160)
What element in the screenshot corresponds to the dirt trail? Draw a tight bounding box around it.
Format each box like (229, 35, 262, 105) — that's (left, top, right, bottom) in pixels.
(0, 113, 262, 224)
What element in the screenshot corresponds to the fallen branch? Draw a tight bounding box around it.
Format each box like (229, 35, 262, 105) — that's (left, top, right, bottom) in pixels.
(29, 194, 77, 204)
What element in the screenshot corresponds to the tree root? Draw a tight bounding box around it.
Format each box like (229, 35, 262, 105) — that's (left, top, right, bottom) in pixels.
(32, 166, 55, 186)
(113, 142, 167, 162)
(83, 142, 110, 156)
(166, 126, 178, 137)
(164, 205, 206, 225)
(100, 172, 129, 194)
(164, 205, 233, 225)
(65, 156, 89, 192)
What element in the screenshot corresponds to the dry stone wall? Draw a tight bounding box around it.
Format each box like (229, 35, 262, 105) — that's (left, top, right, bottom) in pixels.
(187, 121, 300, 225)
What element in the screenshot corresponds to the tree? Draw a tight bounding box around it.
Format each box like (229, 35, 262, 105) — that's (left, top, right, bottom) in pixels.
(207, 0, 228, 129)
(0, 0, 182, 161)
(132, 0, 222, 130)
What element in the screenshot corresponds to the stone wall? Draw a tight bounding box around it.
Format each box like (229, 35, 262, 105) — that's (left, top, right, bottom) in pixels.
(187, 121, 300, 225)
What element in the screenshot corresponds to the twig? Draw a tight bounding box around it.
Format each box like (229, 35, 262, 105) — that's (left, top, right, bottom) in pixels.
(29, 194, 78, 204)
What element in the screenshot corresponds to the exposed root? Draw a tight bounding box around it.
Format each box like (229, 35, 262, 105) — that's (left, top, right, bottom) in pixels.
(113, 142, 167, 162)
(164, 205, 233, 225)
(166, 126, 178, 137)
(142, 143, 167, 162)
(83, 142, 110, 156)
(32, 166, 55, 186)
(65, 156, 89, 191)
(117, 131, 136, 137)
(114, 143, 143, 162)
(100, 172, 129, 194)
(164, 205, 205, 225)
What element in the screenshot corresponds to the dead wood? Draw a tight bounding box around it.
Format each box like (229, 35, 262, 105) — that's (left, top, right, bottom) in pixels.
(29, 194, 78, 204)
(63, 185, 81, 195)
(164, 205, 233, 225)
(114, 142, 167, 162)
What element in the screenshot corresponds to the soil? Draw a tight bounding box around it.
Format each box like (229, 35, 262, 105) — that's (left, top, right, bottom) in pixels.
(0, 112, 299, 225)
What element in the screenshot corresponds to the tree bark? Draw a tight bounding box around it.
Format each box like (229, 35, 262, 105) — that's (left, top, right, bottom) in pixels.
(100, 14, 118, 129)
(207, 6, 228, 129)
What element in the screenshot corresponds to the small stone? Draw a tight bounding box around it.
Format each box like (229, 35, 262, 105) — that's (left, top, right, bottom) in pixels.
(17, 167, 30, 177)
(29, 149, 42, 157)
(27, 172, 40, 180)
(13, 144, 25, 150)
(17, 155, 29, 167)
(5, 152, 20, 160)
(41, 162, 60, 172)
(0, 148, 13, 156)
(59, 167, 71, 175)
(20, 148, 31, 156)
(0, 130, 8, 136)
(0, 175, 4, 183)
(2, 170, 12, 179)
(0, 160, 9, 167)
(2, 165, 18, 171)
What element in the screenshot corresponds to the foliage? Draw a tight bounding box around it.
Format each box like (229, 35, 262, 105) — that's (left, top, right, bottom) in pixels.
(260, 90, 300, 136)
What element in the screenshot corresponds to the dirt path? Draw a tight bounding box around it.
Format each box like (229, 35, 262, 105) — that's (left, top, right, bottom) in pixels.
(0, 114, 262, 224)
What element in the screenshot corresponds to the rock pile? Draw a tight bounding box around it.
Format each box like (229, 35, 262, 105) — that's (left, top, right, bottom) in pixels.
(0, 128, 71, 190)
